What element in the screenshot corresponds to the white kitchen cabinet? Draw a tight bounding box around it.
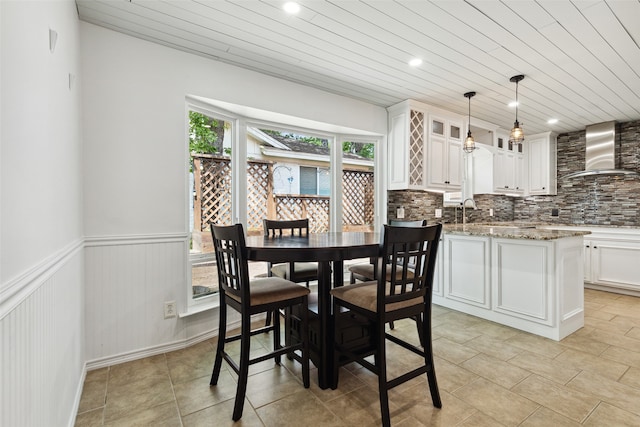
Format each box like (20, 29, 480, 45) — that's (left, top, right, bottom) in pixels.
(471, 128, 525, 196)
(584, 237, 640, 294)
(493, 131, 525, 195)
(427, 114, 463, 191)
(527, 131, 557, 195)
(545, 226, 640, 296)
(387, 100, 463, 192)
(514, 153, 526, 192)
(441, 235, 491, 308)
(494, 151, 515, 191)
(432, 237, 444, 297)
(432, 231, 584, 341)
(387, 105, 413, 190)
(583, 239, 592, 283)
(492, 238, 554, 326)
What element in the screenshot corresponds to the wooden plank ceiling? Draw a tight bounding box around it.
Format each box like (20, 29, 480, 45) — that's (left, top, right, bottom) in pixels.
(76, 0, 640, 134)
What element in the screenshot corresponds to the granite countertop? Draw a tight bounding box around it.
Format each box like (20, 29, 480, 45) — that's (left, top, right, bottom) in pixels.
(442, 223, 591, 240)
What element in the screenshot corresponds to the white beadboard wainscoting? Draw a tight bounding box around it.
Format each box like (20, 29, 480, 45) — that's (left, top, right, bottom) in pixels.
(84, 233, 230, 370)
(0, 241, 85, 427)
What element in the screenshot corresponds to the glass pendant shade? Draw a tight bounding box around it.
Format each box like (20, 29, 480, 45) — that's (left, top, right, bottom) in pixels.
(509, 120, 524, 144)
(463, 91, 476, 153)
(509, 75, 525, 145)
(464, 131, 476, 153)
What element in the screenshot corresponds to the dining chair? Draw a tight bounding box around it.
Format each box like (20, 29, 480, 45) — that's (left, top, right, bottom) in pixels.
(210, 223, 310, 421)
(330, 223, 443, 427)
(348, 219, 427, 334)
(348, 219, 427, 284)
(263, 218, 319, 283)
(263, 218, 319, 326)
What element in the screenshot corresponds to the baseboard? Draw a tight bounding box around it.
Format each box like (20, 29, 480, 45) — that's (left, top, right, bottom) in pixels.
(84, 318, 243, 371)
(585, 283, 640, 297)
(68, 364, 87, 427)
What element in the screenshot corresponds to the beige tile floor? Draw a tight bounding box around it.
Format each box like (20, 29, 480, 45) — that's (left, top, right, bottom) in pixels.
(75, 288, 640, 426)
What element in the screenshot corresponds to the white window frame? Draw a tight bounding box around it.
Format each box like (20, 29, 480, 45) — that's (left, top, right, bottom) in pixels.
(184, 97, 385, 313)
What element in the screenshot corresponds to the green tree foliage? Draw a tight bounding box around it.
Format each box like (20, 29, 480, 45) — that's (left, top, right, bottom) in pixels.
(291, 134, 327, 147)
(262, 129, 328, 148)
(189, 111, 224, 154)
(343, 141, 375, 159)
(261, 129, 374, 159)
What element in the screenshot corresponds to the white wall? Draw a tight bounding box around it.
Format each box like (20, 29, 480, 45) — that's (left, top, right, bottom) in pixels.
(81, 24, 386, 238)
(1, 1, 84, 426)
(0, 3, 387, 424)
(1, 1, 83, 282)
(80, 22, 387, 362)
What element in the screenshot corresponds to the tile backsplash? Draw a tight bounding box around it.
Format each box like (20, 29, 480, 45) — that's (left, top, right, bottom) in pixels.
(388, 119, 640, 227)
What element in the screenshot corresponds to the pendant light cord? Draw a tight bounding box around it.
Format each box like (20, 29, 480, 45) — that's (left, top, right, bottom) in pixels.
(515, 80, 519, 122)
(468, 96, 471, 129)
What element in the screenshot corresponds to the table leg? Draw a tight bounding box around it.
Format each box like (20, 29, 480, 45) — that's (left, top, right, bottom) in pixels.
(332, 260, 344, 288)
(316, 261, 332, 389)
(329, 260, 344, 390)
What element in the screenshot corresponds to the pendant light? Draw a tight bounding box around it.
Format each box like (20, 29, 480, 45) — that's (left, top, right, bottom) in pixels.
(463, 91, 477, 153)
(509, 74, 525, 145)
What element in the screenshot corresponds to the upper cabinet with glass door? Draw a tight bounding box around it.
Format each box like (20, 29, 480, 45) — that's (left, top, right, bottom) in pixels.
(493, 128, 525, 195)
(387, 99, 464, 192)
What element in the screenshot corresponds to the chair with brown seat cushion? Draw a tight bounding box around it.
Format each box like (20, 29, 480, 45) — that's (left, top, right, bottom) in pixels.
(263, 218, 318, 283)
(348, 219, 427, 334)
(331, 223, 443, 427)
(210, 223, 310, 421)
(263, 218, 319, 326)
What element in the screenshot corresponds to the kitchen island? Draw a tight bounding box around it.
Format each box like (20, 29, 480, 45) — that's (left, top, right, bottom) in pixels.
(433, 224, 590, 341)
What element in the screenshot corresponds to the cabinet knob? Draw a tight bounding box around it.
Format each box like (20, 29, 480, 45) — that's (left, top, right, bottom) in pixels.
(542, 187, 546, 190)
(586, 245, 590, 248)
(594, 246, 598, 249)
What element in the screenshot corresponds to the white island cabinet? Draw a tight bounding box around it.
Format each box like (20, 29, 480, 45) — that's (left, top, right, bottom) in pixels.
(433, 225, 589, 341)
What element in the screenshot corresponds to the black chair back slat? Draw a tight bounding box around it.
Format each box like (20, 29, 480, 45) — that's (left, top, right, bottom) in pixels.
(263, 218, 310, 238)
(211, 223, 251, 303)
(378, 224, 442, 309)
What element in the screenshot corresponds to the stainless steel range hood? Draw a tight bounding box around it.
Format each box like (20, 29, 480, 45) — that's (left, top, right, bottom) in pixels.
(562, 121, 639, 179)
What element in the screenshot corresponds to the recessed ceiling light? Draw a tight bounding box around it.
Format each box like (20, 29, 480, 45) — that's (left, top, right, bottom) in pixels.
(283, 2, 300, 14)
(508, 101, 518, 108)
(547, 118, 558, 124)
(409, 58, 423, 67)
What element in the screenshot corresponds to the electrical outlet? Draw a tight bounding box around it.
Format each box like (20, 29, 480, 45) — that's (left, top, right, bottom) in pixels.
(435, 208, 442, 218)
(397, 206, 405, 219)
(489, 208, 494, 217)
(164, 301, 177, 319)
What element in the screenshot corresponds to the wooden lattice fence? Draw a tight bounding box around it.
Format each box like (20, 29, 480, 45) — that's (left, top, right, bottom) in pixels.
(342, 170, 375, 228)
(247, 160, 273, 232)
(275, 195, 331, 233)
(192, 154, 373, 244)
(192, 154, 232, 229)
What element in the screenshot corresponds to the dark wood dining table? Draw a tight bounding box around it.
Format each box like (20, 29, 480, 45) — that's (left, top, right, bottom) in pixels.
(245, 231, 380, 389)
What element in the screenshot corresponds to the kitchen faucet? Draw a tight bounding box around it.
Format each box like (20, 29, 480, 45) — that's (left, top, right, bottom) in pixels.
(462, 198, 476, 226)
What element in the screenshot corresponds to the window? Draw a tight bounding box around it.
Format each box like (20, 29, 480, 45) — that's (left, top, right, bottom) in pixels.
(299, 166, 330, 196)
(188, 109, 233, 300)
(300, 166, 318, 195)
(186, 98, 381, 307)
(341, 138, 375, 232)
